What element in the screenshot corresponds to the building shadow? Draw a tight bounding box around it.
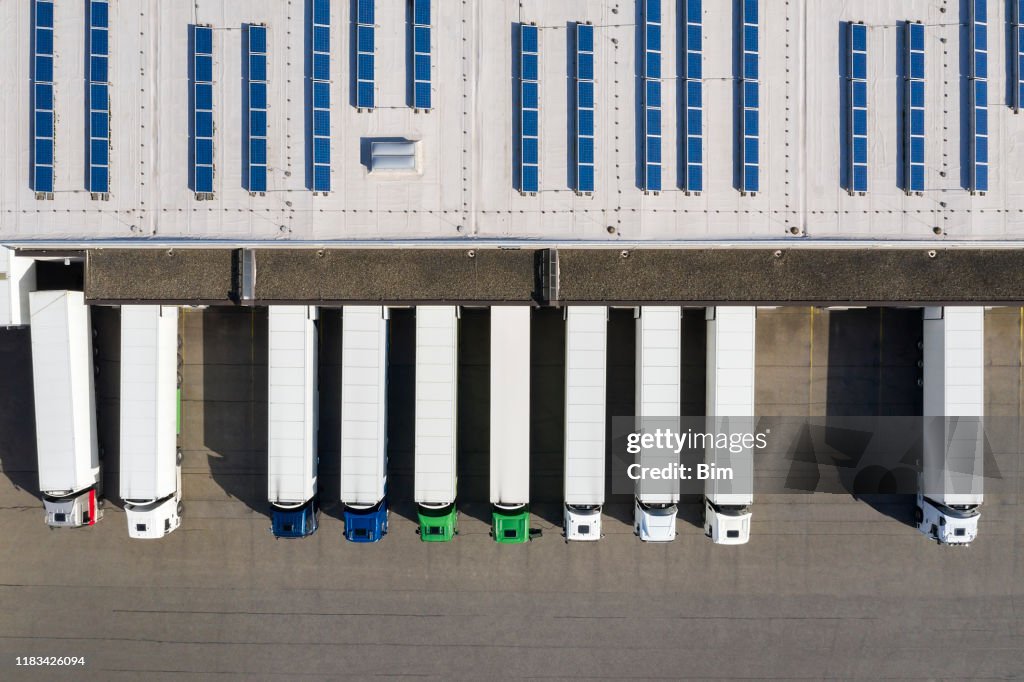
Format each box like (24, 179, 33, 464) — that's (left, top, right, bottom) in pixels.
(825, 308, 922, 527)
(203, 307, 269, 517)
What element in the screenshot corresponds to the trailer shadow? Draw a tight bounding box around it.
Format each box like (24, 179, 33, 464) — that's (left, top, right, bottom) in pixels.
(455, 308, 492, 522)
(386, 308, 418, 525)
(92, 306, 123, 508)
(0, 327, 41, 497)
(200, 307, 270, 518)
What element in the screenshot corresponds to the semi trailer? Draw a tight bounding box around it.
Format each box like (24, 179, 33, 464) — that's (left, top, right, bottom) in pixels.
(703, 307, 755, 545)
(267, 306, 320, 538)
(0, 247, 34, 327)
(119, 305, 183, 539)
(490, 306, 531, 543)
(918, 307, 985, 545)
(563, 306, 607, 541)
(634, 306, 682, 542)
(29, 290, 102, 528)
(414, 306, 459, 541)
(340, 306, 390, 542)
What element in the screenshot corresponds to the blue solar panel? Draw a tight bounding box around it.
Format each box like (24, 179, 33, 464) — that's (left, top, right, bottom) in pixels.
(643, 0, 662, 192)
(312, 82, 329, 109)
(575, 23, 596, 194)
(32, 0, 55, 195)
(740, 0, 759, 194)
(905, 22, 925, 194)
(969, 0, 988, 193)
(35, 55, 53, 83)
(192, 25, 215, 195)
(519, 24, 540, 194)
(847, 22, 868, 194)
(196, 140, 213, 166)
(1016, 2, 1024, 113)
(356, 1, 375, 109)
(37, 26, 53, 54)
(313, 0, 329, 25)
(246, 25, 268, 193)
(36, 1, 53, 28)
(36, 83, 53, 110)
(412, 0, 432, 110)
(683, 0, 702, 193)
(358, 0, 374, 24)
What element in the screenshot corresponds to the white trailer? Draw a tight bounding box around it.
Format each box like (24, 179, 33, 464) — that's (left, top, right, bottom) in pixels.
(704, 307, 755, 545)
(267, 306, 320, 538)
(340, 306, 390, 542)
(30, 290, 102, 527)
(563, 306, 607, 541)
(414, 306, 460, 541)
(490, 306, 532, 543)
(0, 247, 35, 327)
(633, 306, 681, 542)
(119, 306, 182, 539)
(918, 307, 984, 545)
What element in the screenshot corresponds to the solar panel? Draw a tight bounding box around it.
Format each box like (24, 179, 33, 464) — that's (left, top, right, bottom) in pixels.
(848, 22, 868, 195)
(412, 0, 431, 111)
(310, 0, 330, 192)
(356, 0, 375, 109)
(739, 0, 758, 195)
(643, 0, 662, 193)
(683, 0, 702, 194)
(905, 22, 925, 195)
(969, 0, 988, 193)
(519, 23, 539, 194)
(192, 25, 215, 197)
(32, 0, 55, 197)
(1015, 0, 1024, 113)
(88, 1, 111, 197)
(575, 23, 595, 195)
(246, 25, 268, 194)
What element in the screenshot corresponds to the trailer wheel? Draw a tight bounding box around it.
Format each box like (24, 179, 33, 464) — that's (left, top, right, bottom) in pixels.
(177, 501, 184, 517)
(176, 449, 183, 464)
(914, 507, 923, 524)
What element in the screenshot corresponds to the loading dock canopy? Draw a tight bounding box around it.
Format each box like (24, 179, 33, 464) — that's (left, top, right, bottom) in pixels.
(78, 247, 1024, 305)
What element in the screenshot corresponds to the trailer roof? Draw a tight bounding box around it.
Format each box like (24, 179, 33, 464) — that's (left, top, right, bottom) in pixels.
(340, 306, 388, 506)
(267, 305, 318, 505)
(489, 306, 531, 506)
(564, 307, 607, 505)
(119, 306, 179, 501)
(29, 290, 98, 493)
(414, 306, 459, 506)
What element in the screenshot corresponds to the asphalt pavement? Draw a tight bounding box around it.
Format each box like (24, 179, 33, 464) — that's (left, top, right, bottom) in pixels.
(0, 306, 1021, 680)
